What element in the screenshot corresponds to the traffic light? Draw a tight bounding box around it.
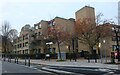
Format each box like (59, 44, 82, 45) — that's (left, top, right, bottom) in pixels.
(115, 52, 117, 56)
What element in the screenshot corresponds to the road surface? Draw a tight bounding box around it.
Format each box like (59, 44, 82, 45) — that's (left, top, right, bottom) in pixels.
(1, 60, 54, 75)
(41, 65, 120, 75)
(1, 59, 120, 75)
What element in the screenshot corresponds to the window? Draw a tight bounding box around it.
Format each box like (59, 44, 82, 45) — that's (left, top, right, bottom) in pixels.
(19, 44, 22, 48)
(25, 42, 28, 46)
(17, 44, 19, 48)
(18, 51, 20, 54)
(19, 51, 21, 54)
(39, 32, 42, 35)
(23, 50, 24, 54)
(112, 45, 120, 51)
(49, 23, 52, 26)
(25, 49, 28, 54)
(25, 34, 29, 39)
(33, 49, 36, 54)
(19, 38, 22, 41)
(35, 25, 38, 29)
(48, 48, 52, 53)
(23, 36, 25, 40)
(112, 36, 116, 41)
(112, 36, 120, 41)
(53, 48, 56, 53)
(39, 24, 41, 29)
(119, 37, 120, 41)
(53, 21, 55, 25)
(35, 33, 37, 35)
(14, 45, 16, 49)
(23, 43, 24, 47)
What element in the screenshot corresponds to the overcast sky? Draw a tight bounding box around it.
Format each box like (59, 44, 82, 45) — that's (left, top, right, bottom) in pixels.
(0, 0, 119, 33)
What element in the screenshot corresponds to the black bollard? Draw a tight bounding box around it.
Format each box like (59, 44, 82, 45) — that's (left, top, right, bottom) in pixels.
(28, 57, 30, 67)
(70, 58, 71, 62)
(8, 57, 10, 62)
(15, 57, 16, 63)
(88, 58, 90, 63)
(3, 57, 5, 61)
(17, 57, 18, 64)
(75, 58, 77, 62)
(9, 57, 11, 62)
(95, 58, 97, 63)
(25, 57, 26, 65)
(8, 57, 9, 62)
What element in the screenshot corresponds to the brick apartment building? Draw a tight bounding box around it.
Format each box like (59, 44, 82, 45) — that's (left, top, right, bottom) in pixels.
(13, 24, 34, 54)
(12, 6, 120, 58)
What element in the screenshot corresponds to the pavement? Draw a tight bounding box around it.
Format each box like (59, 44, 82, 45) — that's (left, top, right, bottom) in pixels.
(8, 58, 120, 70)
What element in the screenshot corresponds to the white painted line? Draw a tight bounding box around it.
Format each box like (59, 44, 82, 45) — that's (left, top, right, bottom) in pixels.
(109, 71, 114, 74)
(42, 67, 75, 74)
(33, 68, 38, 70)
(37, 69, 52, 73)
(97, 68, 109, 72)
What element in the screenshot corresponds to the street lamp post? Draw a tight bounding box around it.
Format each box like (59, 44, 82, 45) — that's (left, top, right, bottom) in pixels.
(112, 26, 120, 62)
(103, 40, 107, 63)
(98, 43, 102, 63)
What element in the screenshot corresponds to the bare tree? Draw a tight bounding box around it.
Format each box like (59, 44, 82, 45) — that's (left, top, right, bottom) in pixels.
(8, 29, 18, 42)
(48, 25, 69, 60)
(1, 21, 18, 54)
(96, 12, 104, 25)
(63, 33, 73, 61)
(75, 16, 112, 54)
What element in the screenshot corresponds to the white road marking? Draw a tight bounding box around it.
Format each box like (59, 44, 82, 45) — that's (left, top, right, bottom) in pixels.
(109, 71, 114, 74)
(4, 70, 7, 73)
(37, 69, 52, 73)
(42, 67, 76, 74)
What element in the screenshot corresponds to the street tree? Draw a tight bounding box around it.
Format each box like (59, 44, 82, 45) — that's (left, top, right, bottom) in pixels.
(62, 31, 73, 61)
(48, 25, 69, 60)
(1, 21, 18, 54)
(75, 17, 112, 54)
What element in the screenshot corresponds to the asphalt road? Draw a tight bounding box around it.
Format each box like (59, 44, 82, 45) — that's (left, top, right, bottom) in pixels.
(44, 65, 120, 75)
(1, 61, 54, 75)
(1, 59, 120, 75)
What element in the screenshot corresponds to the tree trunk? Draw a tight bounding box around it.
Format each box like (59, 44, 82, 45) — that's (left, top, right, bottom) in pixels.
(90, 47, 95, 54)
(4, 37, 7, 58)
(68, 45, 71, 61)
(98, 46, 100, 56)
(57, 41, 62, 60)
